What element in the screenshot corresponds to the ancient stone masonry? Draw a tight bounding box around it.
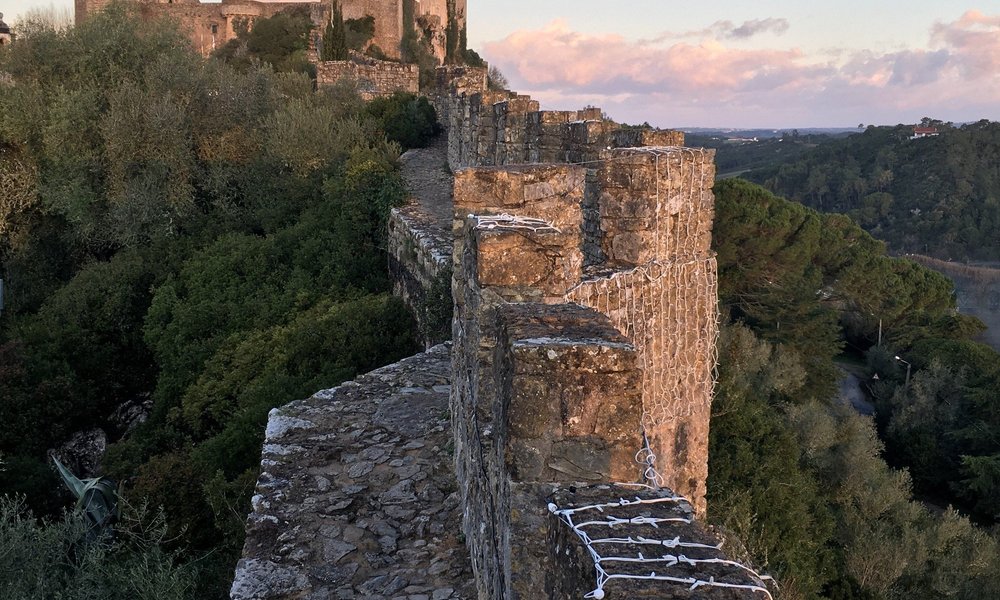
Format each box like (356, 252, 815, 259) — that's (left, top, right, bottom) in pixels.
(437, 69, 719, 512)
(314, 57, 419, 100)
(233, 345, 476, 600)
(434, 68, 684, 173)
(77, 0, 464, 63)
(389, 137, 455, 347)
(448, 162, 762, 598)
(237, 63, 768, 599)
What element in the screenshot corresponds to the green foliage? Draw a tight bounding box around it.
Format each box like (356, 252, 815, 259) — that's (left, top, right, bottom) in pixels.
(709, 325, 1000, 600)
(687, 131, 844, 178)
(0, 495, 197, 600)
(417, 266, 454, 345)
(345, 15, 375, 51)
(487, 65, 509, 91)
(364, 92, 440, 149)
(321, 1, 348, 61)
(869, 338, 1000, 521)
(444, 0, 460, 63)
(708, 325, 834, 598)
(180, 295, 416, 439)
(714, 179, 961, 397)
(215, 6, 314, 75)
(400, 0, 439, 89)
(744, 121, 1000, 260)
(0, 8, 422, 597)
(710, 180, 1000, 597)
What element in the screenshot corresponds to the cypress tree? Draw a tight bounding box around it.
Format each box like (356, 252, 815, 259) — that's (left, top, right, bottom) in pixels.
(321, 0, 348, 60)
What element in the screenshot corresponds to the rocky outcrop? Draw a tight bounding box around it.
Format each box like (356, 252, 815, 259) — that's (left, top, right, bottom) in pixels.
(48, 429, 107, 479)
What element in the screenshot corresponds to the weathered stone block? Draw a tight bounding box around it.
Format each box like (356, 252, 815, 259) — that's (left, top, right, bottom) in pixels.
(496, 304, 643, 484)
(474, 228, 581, 298)
(454, 164, 586, 233)
(598, 147, 716, 267)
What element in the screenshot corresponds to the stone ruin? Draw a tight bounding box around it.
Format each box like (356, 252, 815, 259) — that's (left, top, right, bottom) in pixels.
(314, 56, 420, 101)
(233, 66, 772, 599)
(76, 0, 466, 64)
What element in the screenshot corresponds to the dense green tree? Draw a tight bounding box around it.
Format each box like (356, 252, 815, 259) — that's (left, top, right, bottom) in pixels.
(214, 6, 314, 74)
(743, 121, 1000, 260)
(0, 7, 426, 597)
(708, 325, 835, 598)
(364, 92, 440, 149)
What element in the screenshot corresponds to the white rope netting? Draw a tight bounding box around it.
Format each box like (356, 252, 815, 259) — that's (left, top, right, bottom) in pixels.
(568, 258, 718, 427)
(548, 494, 774, 600)
(549, 435, 774, 600)
(567, 147, 719, 429)
(472, 213, 561, 233)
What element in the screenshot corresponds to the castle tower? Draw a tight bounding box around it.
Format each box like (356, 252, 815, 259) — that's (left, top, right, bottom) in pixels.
(0, 12, 12, 46)
(75, 0, 113, 26)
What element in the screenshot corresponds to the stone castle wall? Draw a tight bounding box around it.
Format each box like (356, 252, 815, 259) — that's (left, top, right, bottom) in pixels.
(435, 67, 685, 172)
(77, 0, 463, 63)
(430, 67, 717, 514)
(314, 57, 419, 99)
(447, 149, 722, 597)
(235, 63, 769, 600)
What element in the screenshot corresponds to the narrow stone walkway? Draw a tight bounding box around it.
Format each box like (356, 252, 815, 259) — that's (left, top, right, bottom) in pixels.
(400, 134, 454, 229)
(233, 344, 475, 600)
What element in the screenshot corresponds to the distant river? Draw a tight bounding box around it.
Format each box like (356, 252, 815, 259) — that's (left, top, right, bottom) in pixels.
(908, 255, 1000, 351)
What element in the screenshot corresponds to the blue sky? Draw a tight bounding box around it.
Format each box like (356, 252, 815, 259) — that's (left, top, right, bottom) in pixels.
(8, 1, 1000, 127)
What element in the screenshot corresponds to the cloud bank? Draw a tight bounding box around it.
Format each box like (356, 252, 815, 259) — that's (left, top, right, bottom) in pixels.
(482, 11, 1000, 127)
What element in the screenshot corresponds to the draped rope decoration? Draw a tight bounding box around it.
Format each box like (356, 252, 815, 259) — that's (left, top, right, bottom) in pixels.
(566, 147, 719, 429)
(473, 213, 561, 233)
(548, 496, 774, 600)
(549, 438, 774, 600)
(567, 258, 718, 426)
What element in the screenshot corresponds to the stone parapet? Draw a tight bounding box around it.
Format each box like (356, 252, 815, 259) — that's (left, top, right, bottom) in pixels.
(232, 345, 476, 600)
(596, 147, 715, 267)
(388, 205, 451, 346)
(315, 58, 419, 100)
(496, 303, 643, 485)
(435, 67, 686, 172)
(448, 145, 719, 513)
(448, 145, 732, 597)
(453, 295, 646, 599)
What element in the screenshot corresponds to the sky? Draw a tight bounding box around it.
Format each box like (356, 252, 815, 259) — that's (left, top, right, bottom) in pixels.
(7, 1, 1000, 128)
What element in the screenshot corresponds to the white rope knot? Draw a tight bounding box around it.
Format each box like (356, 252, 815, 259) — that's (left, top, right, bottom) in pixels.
(473, 213, 561, 233)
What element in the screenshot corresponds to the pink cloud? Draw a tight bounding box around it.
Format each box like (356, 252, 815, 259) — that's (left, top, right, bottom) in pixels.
(482, 13, 1000, 127)
(931, 10, 1000, 77)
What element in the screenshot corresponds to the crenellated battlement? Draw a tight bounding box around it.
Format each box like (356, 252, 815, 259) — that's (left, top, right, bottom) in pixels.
(235, 60, 771, 600)
(435, 67, 685, 172)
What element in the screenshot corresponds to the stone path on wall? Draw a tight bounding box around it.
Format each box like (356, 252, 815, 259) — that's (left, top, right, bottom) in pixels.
(400, 135, 455, 232)
(233, 344, 475, 600)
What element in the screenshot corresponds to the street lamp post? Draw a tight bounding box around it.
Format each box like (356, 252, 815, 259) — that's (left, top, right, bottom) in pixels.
(894, 355, 911, 387)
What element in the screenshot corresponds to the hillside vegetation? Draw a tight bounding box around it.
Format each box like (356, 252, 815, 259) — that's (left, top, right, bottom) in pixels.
(0, 6, 435, 596)
(742, 121, 1000, 261)
(709, 179, 1000, 599)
